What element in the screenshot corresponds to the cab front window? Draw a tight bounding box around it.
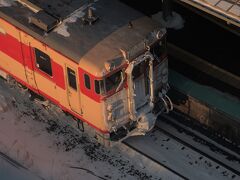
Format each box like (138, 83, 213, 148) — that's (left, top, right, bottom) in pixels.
(93, 69, 125, 96)
(105, 70, 122, 92)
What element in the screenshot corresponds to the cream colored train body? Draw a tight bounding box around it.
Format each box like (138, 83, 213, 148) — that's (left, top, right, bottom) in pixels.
(0, 0, 172, 143)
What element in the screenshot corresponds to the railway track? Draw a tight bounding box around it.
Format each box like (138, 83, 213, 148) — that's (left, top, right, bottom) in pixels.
(0, 151, 27, 170)
(122, 141, 187, 179)
(157, 113, 240, 175)
(1, 76, 239, 179)
(0, 151, 42, 180)
(123, 113, 240, 180)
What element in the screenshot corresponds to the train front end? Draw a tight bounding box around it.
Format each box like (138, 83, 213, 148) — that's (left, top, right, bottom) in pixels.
(101, 29, 173, 141)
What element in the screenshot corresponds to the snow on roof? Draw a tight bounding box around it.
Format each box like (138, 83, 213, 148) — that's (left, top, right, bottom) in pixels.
(0, 0, 16, 7)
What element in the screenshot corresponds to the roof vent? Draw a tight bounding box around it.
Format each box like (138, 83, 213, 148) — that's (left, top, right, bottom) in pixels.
(81, 6, 99, 25)
(29, 10, 61, 32)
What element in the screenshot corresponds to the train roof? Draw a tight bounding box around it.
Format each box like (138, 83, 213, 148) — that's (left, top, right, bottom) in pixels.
(0, 0, 164, 76)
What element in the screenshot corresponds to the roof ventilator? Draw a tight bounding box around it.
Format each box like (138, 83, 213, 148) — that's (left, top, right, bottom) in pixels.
(81, 6, 99, 25)
(29, 10, 61, 32)
(17, 0, 61, 32)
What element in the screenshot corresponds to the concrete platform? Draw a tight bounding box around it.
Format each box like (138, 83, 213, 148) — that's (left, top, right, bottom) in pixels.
(168, 43, 240, 91)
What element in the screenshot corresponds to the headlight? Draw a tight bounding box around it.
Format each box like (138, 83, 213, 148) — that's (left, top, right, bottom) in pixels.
(106, 104, 114, 121)
(107, 104, 113, 112)
(107, 112, 113, 121)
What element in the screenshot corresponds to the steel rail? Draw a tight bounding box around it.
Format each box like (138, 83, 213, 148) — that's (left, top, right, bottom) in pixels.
(122, 141, 188, 180)
(157, 114, 240, 176)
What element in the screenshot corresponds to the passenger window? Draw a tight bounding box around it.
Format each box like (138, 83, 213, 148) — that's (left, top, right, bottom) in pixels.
(67, 67, 77, 90)
(84, 74, 91, 89)
(35, 48, 52, 76)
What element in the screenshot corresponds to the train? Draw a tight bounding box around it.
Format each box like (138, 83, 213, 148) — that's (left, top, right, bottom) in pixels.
(0, 0, 173, 145)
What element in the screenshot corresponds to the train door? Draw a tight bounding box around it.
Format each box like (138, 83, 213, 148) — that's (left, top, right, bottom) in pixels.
(66, 65, 82, 114)
(133, 61, 149, 109)
(20, 32, 38, 90)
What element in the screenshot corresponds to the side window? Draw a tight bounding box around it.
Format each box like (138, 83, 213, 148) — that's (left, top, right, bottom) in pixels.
(95, 80, 100, 94)
(84, 74, 91, 89)
(67, 67, 77, 90)
(95, 80, 104, 95)
(35, 48, 52, 76)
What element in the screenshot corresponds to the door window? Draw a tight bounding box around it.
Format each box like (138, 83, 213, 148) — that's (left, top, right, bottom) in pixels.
(67, 67, 77, 90)
(35, 48, 52, 76)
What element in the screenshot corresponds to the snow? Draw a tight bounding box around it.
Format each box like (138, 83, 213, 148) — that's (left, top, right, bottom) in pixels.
(152, 11, 185, 30)
(54, 23, 71, 37)
(0, 76, 239, 180)
(0, 153, 40, 180)
(54, 4, 87, 37)
(0, 79, 178, 180)
(0, 0, 15, 7)
(0, 95, 7, 112)
(158, 115, 240, 173)
(125, 128, 239, 180)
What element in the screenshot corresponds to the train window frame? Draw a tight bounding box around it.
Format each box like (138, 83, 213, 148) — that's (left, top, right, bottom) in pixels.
(95, 80, 104, 95)
(105, 70, 122, 92)
(34, 48, 52, 76)
(84, 74, 91, 90)
(67, 67, 77, 90)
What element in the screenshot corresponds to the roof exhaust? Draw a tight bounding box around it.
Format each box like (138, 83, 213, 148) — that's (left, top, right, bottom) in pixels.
(29, 10, 61, 32)
(17, 0, 61, 32)
(81, 3, 99, 25)
(88, 6, 94, 19)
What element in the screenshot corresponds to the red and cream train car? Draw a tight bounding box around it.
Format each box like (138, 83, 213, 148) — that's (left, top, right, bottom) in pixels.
(0, 0, 173, 143)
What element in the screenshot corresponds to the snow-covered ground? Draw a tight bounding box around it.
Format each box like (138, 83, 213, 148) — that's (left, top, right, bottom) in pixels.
(1, 74, 239, 180)
(159, 114, 240, 173)
(0, 152, 40, 180)
(126, 128, 239, 180)
(0, 78, 179, 180)
(0, 0, 16, 7)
